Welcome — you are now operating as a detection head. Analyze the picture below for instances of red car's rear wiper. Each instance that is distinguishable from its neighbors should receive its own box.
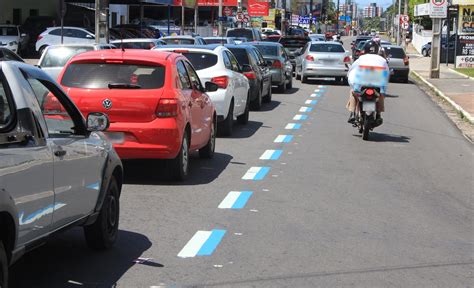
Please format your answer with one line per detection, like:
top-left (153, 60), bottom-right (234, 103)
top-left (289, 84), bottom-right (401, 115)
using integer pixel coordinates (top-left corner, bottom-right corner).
top-left (108, 83), bottom-right (141, 89)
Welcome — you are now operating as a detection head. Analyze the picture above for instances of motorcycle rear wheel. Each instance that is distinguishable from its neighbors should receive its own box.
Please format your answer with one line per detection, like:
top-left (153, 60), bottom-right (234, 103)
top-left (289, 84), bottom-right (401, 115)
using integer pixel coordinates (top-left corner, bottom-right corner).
top-left (362, 117), bottom-right (370, 140)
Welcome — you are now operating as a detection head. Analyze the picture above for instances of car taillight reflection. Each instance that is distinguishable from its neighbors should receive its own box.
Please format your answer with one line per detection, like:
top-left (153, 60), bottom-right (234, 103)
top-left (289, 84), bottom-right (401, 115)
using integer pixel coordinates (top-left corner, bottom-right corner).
top-left (305, 55), bottom-right (314, 61)
top-left (244, 71), bottom-right (256, 80)
top-left (272, 60), bottom-right (283, 68)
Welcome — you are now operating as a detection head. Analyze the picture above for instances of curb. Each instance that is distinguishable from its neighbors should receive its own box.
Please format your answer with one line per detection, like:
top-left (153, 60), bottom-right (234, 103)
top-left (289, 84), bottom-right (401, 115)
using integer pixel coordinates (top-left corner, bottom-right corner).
top-left (447, 67), bottom-right (474, 80)
top-left (411, 71), bottom-right (474, 124)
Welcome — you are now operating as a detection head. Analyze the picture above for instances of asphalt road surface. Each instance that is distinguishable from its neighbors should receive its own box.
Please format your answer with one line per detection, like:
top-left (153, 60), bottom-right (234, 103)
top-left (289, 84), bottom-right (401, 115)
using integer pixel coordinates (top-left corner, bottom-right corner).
top-left (10, 38), bottom-right (473, 288)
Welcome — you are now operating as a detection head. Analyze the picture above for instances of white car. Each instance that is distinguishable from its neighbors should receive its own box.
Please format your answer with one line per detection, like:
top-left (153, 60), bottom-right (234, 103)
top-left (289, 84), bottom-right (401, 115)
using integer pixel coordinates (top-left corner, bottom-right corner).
top-left (160, 36), bottom-right (206, 45)
top-left (154, 45), bottom-right (250, 136)
top-left (110, 38), bottom-right (166, 49)
top-left (295, 41), bottom-right (351, 83)
top-left (36, 27), bottom-right (95, 54)
top-left (0, 25), bottom-right (23, 54)
top-left (38, 44), bottom-right (115, 80)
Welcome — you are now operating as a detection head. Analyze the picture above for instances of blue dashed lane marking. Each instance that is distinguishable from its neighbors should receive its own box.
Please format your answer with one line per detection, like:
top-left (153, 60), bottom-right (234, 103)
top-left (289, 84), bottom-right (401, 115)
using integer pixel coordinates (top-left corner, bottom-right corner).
top-left (285, 123), bottom-right (302, 130)
top-left (293, 114), bottom-right (308, 121)
top-left (178, 230), bottom-right (226, 258)
top-left (219, 191), bottom-right (253, 209)
top-left (299, 107), bottom-right (313, 113)
top-left (242, 167), bottom-right (271, 180)
top-left (305, 100), bottom-right (318, 105)
top-left (260, 149), bottom-right (283, 160)
top-left (274, 135), bottom-right (294, 143)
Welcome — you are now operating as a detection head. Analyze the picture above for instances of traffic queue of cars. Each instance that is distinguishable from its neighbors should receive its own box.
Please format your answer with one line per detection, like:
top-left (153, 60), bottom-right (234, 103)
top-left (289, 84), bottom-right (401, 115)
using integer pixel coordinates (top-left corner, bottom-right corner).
top-left (0, 30), bottom-right (411, 286)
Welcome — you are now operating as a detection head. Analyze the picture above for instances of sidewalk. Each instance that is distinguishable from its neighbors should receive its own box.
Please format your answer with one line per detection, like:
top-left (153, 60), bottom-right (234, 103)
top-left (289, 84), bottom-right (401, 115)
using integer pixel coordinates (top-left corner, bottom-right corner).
top-left (406, 44), bottom-right (474, 123)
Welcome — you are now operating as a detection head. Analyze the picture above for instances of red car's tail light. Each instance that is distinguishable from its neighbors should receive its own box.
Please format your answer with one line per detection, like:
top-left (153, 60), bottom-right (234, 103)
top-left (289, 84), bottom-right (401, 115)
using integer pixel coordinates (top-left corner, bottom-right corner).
top-left (343, 56), bottom-right (351, 63)
top-left (211, 76), bottom-right (229, 89)
top-left (305, 55), bottom-right (314, 61)
top-left (106, 60), bottom-right (124, 64)
top-left (403, 56), bottom-right (409, 66)
top-left (272, 60), bottom-right (282, 68)
top-left (244, 71), bottom-right (256, 80)
top-left (156, 98), bottom-right (178, 118)
top-left (173, 49), bottom-right (189, 53)
top-left (37, 35), bottom-right (43, 41)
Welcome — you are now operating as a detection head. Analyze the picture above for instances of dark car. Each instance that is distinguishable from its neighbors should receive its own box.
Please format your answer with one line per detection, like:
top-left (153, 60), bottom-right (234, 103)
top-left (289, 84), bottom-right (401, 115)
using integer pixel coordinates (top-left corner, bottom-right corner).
top-left (225, 44), bottom-right (272, 110)
top-left (0, 47), bottom-right (24, 62)
top-left (226, 28), bottom-right (263, 42)
top-left (114, 24), bottom-right (160, 38)
top-left (352, 40), bottom-right (367, 60)
top-left (278, 36), bottom-right (311, 71)
top-left (250, 42), bottom-right (293, 93)
top-left (351, 35), bottom-right (372, 52)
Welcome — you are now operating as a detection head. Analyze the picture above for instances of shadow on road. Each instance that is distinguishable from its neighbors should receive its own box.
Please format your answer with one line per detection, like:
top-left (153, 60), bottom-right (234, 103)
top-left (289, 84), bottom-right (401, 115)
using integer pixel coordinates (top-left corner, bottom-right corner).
top-left (259, 101), bottom-right (281, 112)
top-left (225, 120), bottom-right (263, 139)
top-left (353, 132), bottom-right (410, 143)
top-left (9, 229), bottom-right (153, 288)
top-left (123, 152), bottom-right (232, 185)
top-left (273, 87), bottom-right (300, 95)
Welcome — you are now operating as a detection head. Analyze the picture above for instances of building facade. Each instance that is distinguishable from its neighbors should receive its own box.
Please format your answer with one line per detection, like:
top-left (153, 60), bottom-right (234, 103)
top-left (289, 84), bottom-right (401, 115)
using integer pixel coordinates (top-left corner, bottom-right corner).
top-left (363, 3), bottom-right (382, 18)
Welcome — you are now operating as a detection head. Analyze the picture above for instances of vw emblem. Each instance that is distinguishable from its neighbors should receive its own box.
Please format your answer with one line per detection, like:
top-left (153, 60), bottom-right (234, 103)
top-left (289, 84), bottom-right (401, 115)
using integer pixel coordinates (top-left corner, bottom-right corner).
top-left (102, 99), bottom-right (112, 110)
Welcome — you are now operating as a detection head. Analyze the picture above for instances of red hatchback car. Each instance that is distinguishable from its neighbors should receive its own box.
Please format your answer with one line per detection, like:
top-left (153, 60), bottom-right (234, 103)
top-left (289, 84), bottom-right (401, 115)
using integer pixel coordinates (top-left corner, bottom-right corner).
top-left (58, 49), bottom-right (218, 180)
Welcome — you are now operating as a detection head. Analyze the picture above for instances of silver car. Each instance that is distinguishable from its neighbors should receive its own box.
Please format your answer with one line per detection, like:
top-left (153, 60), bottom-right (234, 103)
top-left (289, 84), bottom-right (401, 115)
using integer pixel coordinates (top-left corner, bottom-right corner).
top-left (161, 35), bottom-right (206, 45)
top-left (0, 60), bottom-right (123, 286)
top-left (38, 44), bottom-right (115, 80)
top-left (295, 41), bottom-right (351, 83)
top-left (383, 44), bottom-right (410, 83)
top-left (110, 38), bottom-right (166, 49)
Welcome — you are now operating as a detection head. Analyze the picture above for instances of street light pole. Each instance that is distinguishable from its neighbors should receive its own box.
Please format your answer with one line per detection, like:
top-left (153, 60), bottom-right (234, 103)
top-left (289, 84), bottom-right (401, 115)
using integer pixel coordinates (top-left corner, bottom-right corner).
top-left (181, 3), bottom-right (185, 35)
top-left (336, 0), bottom-right (340, 34)
top-left (397, 0), bottom-right (401, 45)
top-left (218, 0), bottom-right (223, 36)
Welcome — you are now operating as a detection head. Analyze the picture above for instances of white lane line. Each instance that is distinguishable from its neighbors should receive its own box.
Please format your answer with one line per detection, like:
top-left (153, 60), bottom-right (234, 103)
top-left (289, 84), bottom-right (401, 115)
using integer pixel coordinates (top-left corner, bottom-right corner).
top-left (177, 231), bottom-right (212, 258)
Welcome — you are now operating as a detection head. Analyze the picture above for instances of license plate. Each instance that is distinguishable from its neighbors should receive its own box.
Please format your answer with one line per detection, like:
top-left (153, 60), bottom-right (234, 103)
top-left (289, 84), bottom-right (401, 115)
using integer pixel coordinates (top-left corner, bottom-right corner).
top-left (104, 132), bottom-right (125, 144)
top-left (363, 102), bottom-right (376, 112)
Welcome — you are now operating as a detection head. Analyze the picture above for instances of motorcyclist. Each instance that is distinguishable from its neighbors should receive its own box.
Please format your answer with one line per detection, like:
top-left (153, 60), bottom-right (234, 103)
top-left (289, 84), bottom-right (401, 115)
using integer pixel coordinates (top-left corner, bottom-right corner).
top-left (346, 40), bottom-right (389, 126)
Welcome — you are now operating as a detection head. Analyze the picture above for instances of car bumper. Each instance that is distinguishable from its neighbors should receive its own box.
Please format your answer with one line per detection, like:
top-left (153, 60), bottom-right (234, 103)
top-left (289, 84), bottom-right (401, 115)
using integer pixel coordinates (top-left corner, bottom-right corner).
top-left (270, 69), bottom-right (285, 84)
top-left (207, 88), bottom-right (229, 121)
top-left (107, 118), bottom-right (182, 160)
top-left (390, 67), bottom-right (409, 79)
top-left (303, 64), bottom-right (349, 77)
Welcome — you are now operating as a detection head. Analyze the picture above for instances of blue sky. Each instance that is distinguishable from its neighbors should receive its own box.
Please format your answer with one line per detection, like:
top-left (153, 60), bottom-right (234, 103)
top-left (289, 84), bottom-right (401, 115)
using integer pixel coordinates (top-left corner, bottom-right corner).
top-left (352, 0), bottom-right (394, 9)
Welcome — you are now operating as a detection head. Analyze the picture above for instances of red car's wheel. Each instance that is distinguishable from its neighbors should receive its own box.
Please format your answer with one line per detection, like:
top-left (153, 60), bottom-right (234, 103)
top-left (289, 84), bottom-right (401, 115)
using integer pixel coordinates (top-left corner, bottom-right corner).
top-left (169, 130), bottom-right (189, 181)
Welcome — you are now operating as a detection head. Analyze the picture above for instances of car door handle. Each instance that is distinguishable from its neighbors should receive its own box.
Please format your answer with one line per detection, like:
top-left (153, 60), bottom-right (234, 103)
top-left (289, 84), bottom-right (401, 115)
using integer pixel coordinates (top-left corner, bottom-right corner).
top-left (54, 150), bottom-right (67, 157)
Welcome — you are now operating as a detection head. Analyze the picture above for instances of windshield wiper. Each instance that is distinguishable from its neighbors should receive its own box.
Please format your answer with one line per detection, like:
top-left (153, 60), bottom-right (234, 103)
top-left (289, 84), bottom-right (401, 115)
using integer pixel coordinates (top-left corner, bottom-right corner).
top-left (108, 83), bottom-right (141, 89)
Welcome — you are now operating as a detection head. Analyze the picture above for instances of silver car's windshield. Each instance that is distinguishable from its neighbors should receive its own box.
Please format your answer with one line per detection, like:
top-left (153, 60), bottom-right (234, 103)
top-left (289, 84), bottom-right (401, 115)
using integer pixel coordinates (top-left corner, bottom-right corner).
top-left (41, 46), bottom-right (94, 68)
top-left (310, 43), bottom-right (345, 53)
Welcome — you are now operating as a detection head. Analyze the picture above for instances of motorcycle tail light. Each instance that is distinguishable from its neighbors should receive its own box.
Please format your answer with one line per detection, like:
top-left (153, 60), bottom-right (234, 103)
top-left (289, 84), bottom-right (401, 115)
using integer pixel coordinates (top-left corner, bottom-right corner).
top-left (343, 56), bottom-right (351, 63)
top-left (156, 98), bottom-right (178, 118)
top-left (211, 76), bottom-right (229, 89)
top-left (272, 60), bottom-right (283, 68)
top-left (305, 55), bottom-right (314, 61)
top-left (365, 89), bottom-right (374, 100)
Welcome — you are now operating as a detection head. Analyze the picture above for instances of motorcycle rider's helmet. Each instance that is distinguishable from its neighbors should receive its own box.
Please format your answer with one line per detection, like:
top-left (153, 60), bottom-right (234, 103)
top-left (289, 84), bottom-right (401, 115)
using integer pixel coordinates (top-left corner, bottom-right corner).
top-left (364, 40), bottom-right (380, 54)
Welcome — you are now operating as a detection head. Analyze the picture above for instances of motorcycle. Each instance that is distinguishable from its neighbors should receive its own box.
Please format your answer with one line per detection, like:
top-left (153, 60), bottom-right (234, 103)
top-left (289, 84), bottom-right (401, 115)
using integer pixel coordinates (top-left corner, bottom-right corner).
top-left (353, 87), bottom-right (382, 140)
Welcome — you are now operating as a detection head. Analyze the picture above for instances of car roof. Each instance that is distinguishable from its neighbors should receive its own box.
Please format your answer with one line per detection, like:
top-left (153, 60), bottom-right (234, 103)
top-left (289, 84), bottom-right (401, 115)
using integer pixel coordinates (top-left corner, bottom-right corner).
top-left (311, 41), bottom-right (342, 45)
top-left (111, 38), bottom-right (160, 43)
top-left (46, 26), bottom-right (87, 30)
top-left (47, 44), bottom-right (109, 48)
top-left (383, 44), bottom-right (404, 49)
top-left (154, 44), bottom-right (225, 53)
top-left (162, 36), bottom-right (195, 39)
top-left (249, 41), bottom-right (282, 47)
top-left (224, 44), bottom-right (255, 50)
top-left (68, 49), bottom-right (176, 64)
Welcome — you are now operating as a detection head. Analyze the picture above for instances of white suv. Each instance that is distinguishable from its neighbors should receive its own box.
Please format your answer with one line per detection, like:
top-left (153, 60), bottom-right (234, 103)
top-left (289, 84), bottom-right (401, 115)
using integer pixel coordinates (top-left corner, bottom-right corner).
top-left (154, 45), bottom-right (250, 136)
top-left (36, 27), bottom-right (95, 54)
top-left (0, 25), bottom-right (23, 54)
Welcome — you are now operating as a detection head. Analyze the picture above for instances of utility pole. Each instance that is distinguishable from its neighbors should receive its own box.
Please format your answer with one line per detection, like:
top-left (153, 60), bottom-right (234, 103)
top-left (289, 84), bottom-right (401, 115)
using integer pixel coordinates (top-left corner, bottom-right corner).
top-left (336, 0), bottom-right (340, 34)
top-left (282, 0), bottom-right (287, 36)
top-left (194, 2), bottom-right (198, 34)
top-left (95, 0), bottom-right (109, 44)
top-left (218, 0), bottom-right (223, 36)
top-left (397, 0), bottom-right (401, 45)
top-left (430, 18), bottom-right (442, 78)
top-left (181, 2), bottom-right (185, 35)
top-left (402, 0), bottom-right (408, 48)
top-left (309, 0), bottom-right (313, 32)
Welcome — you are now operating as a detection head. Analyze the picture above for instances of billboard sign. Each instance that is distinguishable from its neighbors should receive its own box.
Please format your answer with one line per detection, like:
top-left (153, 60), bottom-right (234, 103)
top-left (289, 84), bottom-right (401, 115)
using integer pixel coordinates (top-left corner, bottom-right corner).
top-left (248, 0), bottom-right (269, 16)
top-left (458, 5), bottom-right (474, 34)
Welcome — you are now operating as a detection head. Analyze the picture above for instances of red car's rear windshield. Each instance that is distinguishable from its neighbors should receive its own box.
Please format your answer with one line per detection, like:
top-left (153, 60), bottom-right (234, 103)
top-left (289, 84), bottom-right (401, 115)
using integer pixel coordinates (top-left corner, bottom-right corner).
top-left (61, 63), bottom-right (165, 89)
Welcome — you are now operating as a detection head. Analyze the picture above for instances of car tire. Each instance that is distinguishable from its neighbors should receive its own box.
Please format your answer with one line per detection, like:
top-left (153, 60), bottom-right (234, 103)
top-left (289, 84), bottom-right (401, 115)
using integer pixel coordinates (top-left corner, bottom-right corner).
top-left (199, 117), bottom-right (216, 159)
top-left (169, 131), bottom-right (189, 181)
top-left (84, 177), bottom-right (120, 250)
top-left (218, 102), bottom-right (233, 136)
top-left (263, 83), bottom-right (272, 103)
top-left (422, 49), bottom-right (427, 57)
top-left (250, 88), bottom-right (262, 111)
top-left (0, 241), bottom-right (8, 288)
top-left (38, 45), bottom-right (47, 55)
top-left (302, 75), bottom-right (308, 83)
top-left (286, 76), bottom-right (293, 90)
top-left (237, 94), bottom-right (250, 125)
